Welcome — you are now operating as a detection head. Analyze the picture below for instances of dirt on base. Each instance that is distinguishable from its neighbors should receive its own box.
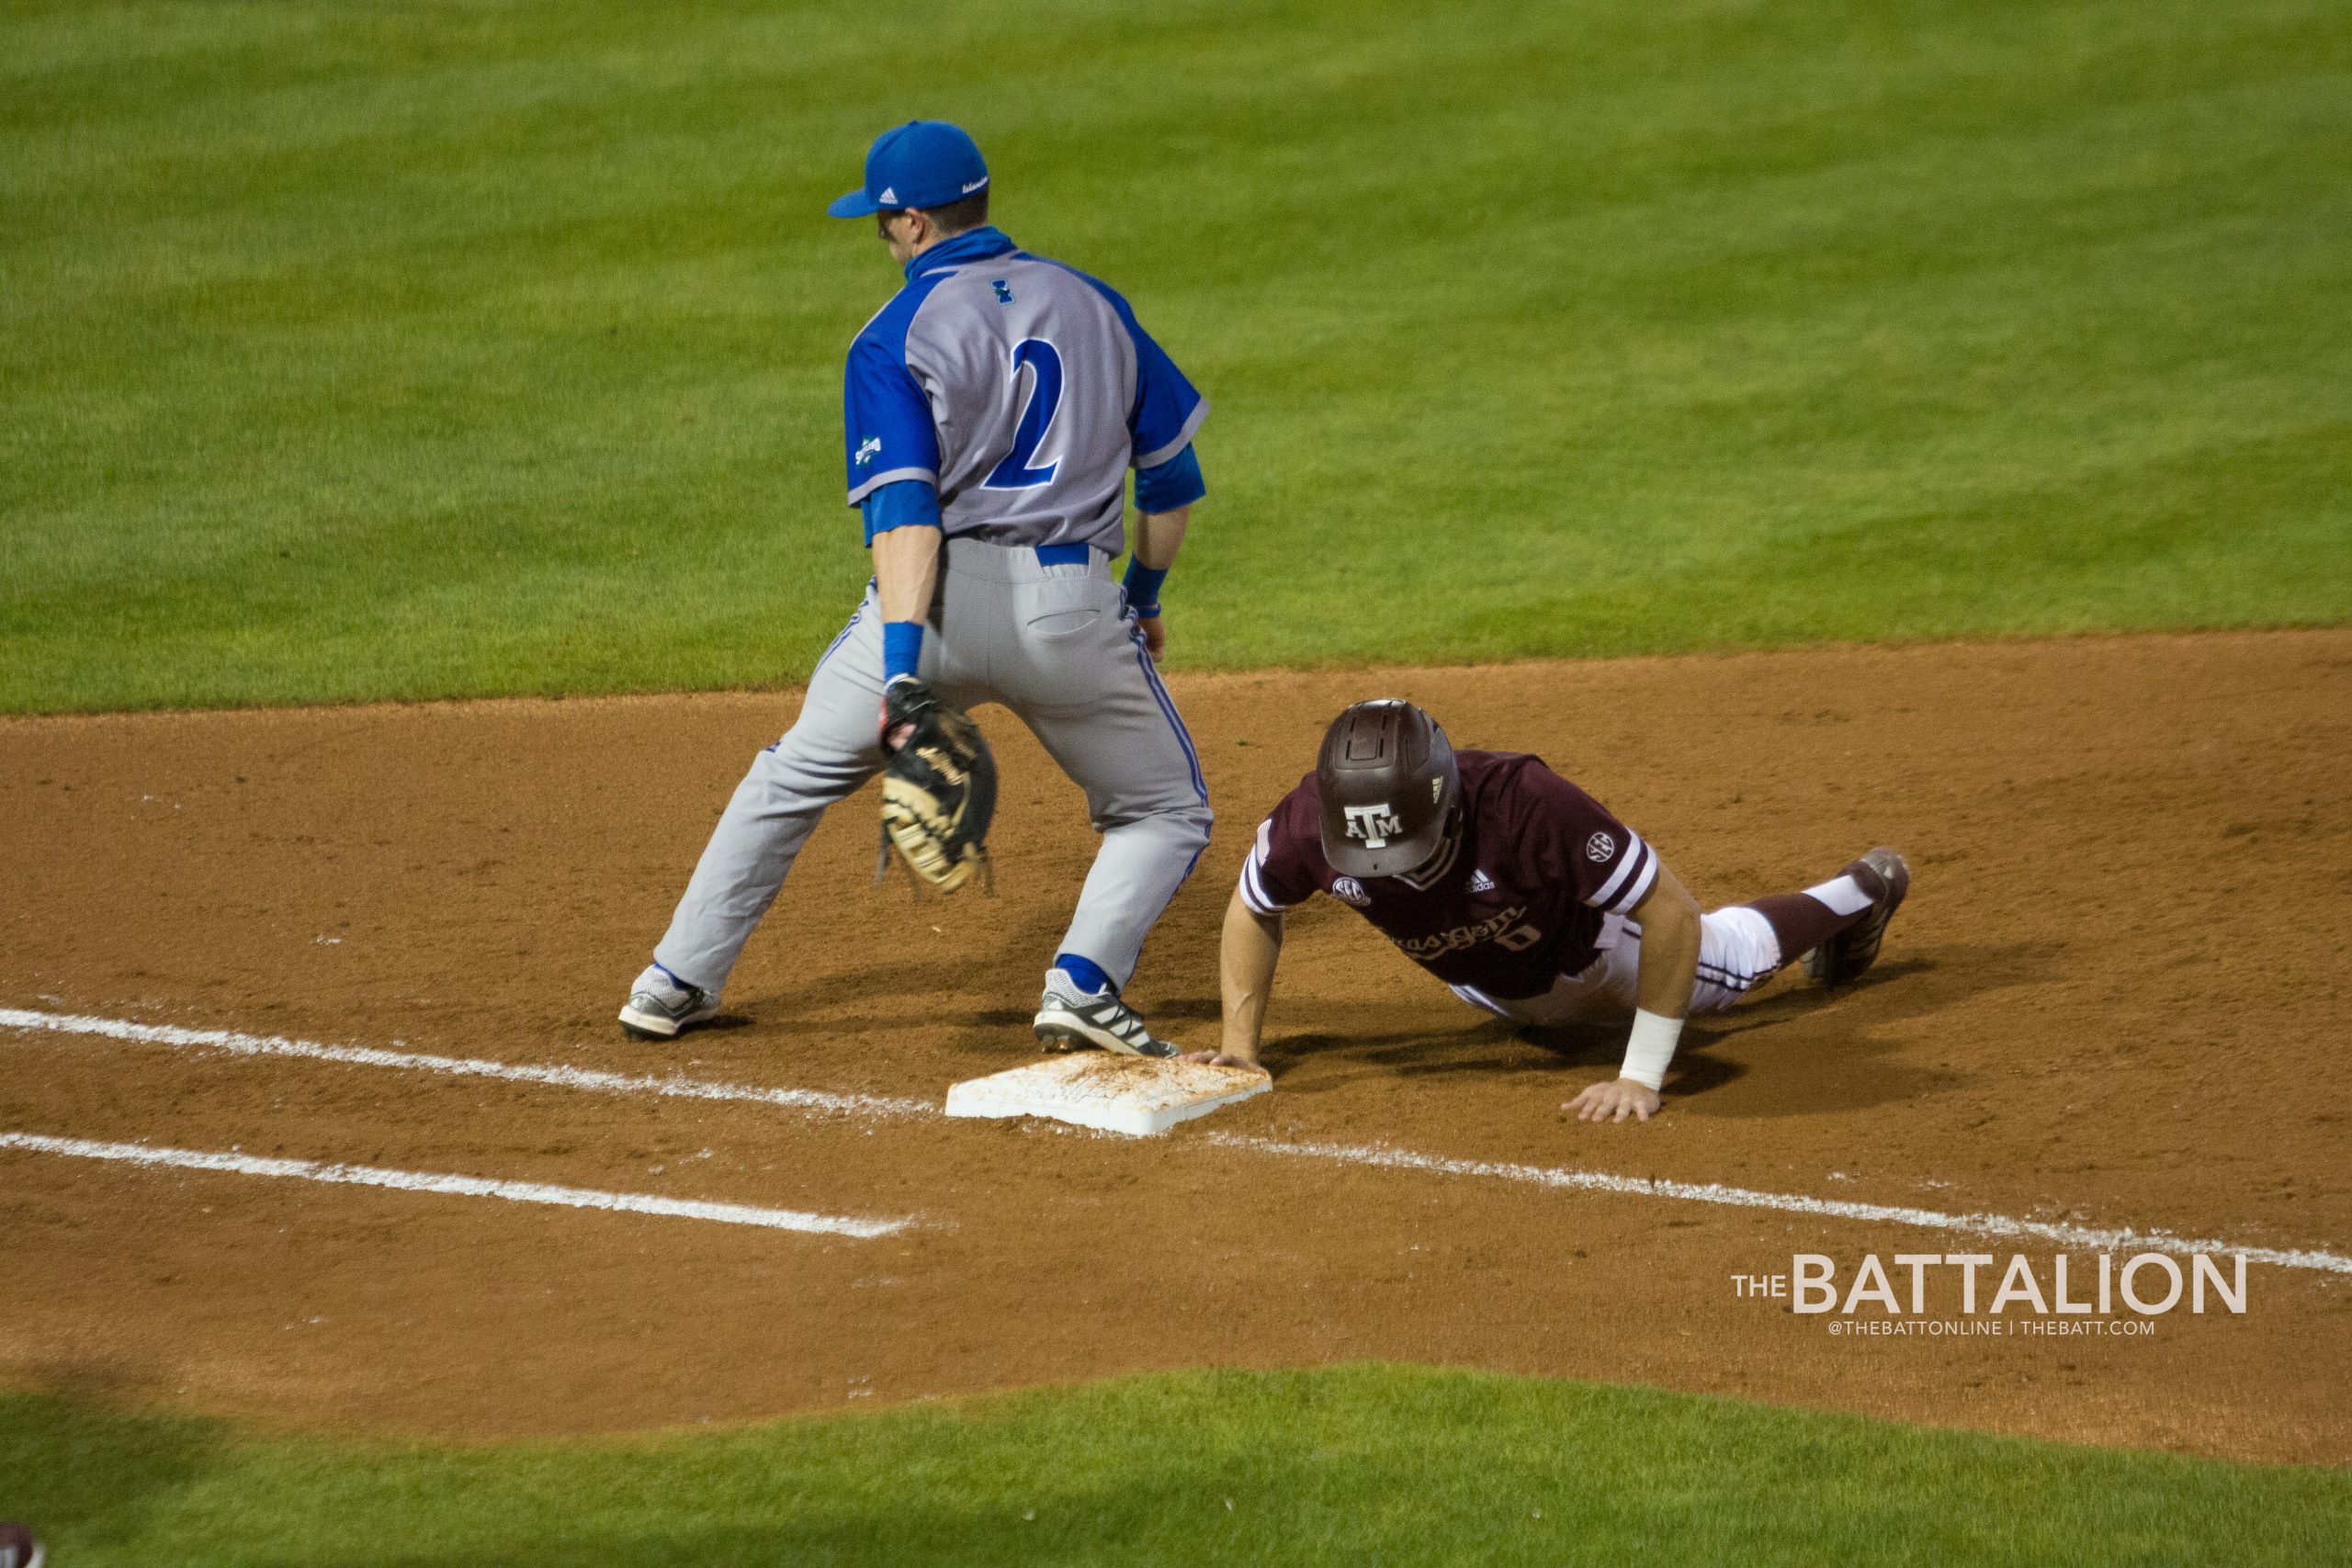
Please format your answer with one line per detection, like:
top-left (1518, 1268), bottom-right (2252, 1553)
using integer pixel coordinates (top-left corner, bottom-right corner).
top-left (2, 631), bottom-right (2347, 1462)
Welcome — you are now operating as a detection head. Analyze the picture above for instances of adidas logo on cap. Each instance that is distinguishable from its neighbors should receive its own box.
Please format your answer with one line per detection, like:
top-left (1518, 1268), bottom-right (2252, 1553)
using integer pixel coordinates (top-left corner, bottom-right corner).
top-left (878, 186), bottom-right (897, 205)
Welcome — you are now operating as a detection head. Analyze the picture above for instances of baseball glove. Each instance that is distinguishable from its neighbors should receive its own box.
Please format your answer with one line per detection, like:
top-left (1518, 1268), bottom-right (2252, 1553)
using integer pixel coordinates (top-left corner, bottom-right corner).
top-left (877, 677), bottom-right (998, 895)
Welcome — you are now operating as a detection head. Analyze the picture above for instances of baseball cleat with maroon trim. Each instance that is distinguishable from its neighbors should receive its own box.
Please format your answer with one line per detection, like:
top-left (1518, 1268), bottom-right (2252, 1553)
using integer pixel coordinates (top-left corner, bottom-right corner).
top-left (1804, 847), bottom-right (1911, 986)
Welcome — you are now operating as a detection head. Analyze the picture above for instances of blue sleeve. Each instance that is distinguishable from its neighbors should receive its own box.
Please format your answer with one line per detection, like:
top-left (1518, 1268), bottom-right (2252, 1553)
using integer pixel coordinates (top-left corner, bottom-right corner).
top-left (1039, 262), bottom-right (1210, 468)
top-left (861, 479), bottom-right (942, 544)
top-left (1123, 311), bottom-right (1207, 468)
top-left (842, 331), bottom-right (941, 506)
top-left (1132, 443), bottom-right (1204, 513)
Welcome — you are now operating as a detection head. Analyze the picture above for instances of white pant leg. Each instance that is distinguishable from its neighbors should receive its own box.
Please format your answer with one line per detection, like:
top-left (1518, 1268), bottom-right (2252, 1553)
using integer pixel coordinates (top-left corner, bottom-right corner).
top-left (1452, 905), bottom-right (1784, 1025)
top-left (980, 554), bottom-right (1212, 990)
top-left (1688, 905), bottom-right (1782, 1011)
top-left (653, 540), bottom-right (1211, 1001)
top-left (651, 588), bottom-right (892, 992)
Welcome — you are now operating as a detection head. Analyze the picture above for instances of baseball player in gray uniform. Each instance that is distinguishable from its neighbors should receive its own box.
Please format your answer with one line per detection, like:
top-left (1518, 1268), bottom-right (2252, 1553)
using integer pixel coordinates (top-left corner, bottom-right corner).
top-left (621, 120), bottom-right (1212, 1056)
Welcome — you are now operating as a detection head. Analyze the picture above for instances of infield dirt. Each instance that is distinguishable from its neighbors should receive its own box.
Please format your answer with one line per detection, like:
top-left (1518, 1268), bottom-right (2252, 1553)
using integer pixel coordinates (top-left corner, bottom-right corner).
top-left (3, 631), bottom-right (2347, 1461)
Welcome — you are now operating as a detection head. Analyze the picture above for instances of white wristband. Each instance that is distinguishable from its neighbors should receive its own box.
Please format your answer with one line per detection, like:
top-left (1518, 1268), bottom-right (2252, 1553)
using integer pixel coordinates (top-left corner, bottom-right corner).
top-left (1620, 1009), bottom-right (1684, 1090)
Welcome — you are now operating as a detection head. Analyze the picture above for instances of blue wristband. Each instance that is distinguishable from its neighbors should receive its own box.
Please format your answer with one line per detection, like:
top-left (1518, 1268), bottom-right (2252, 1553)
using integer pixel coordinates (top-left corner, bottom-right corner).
top-left (882, 620), bottom-right (924, 683)
top-left (1123, 561), bottom-right (1169, 615)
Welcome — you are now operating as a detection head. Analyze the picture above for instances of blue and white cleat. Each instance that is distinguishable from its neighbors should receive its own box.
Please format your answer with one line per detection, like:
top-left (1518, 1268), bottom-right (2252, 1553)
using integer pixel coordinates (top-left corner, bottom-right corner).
top-left (618, 964), bottom-right (719, 1040)
top-left (1033, 968), bottom-right (1177, 1058)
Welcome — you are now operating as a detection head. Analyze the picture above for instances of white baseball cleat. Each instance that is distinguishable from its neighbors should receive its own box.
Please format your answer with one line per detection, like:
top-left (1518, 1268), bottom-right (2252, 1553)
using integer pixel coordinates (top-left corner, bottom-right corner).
top-left (1033, 968), bottom-right (1178, 1058)
top-left (618, 964), bottom-right (719, 1040)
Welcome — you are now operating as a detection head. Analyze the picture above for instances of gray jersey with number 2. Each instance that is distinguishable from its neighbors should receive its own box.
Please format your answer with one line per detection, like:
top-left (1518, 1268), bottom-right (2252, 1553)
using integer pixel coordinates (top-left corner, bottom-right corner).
top-left (842, 230), bottom-right (1208, 554)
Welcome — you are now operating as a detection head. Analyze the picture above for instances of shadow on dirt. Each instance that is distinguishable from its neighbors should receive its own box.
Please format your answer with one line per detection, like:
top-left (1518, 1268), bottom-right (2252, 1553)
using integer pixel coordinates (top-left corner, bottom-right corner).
top-left (1203, 941), bottom-right (2052, 1111)
top-left (1658, 942), bottom-right (2052, 1118)
top-left (731, 915), bottom-right (2041, 1117)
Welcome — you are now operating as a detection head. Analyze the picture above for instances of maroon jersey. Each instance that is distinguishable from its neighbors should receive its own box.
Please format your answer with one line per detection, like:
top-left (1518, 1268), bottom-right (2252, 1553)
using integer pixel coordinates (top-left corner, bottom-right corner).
top-left (1238, 750), bottom-right (1658, 999)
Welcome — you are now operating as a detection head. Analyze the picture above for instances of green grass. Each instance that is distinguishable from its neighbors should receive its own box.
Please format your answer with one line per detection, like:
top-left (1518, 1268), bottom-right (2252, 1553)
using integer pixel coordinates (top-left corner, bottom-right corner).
top-left (3, 0), bottom-right (2347, 711)
top-left (5, 1365), bottom-right (2346, 1566)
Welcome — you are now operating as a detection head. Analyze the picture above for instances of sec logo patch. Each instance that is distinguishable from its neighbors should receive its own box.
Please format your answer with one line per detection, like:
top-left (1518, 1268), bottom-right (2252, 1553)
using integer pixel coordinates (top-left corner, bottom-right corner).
top-left (1585, 831), bottom-right (1616, 863)
top-left (1332, 876), bottom-right (1372, 907)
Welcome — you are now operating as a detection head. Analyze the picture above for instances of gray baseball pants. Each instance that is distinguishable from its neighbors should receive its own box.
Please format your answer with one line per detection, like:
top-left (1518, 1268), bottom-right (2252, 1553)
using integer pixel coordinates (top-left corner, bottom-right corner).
top-left (652, 537), bottom-right (1213, 997)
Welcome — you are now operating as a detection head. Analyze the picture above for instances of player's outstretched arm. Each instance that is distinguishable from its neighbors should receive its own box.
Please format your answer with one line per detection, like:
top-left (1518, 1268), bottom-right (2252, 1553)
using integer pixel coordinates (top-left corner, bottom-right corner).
top-left (1181, 886), bottom-right (1280, 1071)
top-left (1566, 861), bottom-right (1702, 1124)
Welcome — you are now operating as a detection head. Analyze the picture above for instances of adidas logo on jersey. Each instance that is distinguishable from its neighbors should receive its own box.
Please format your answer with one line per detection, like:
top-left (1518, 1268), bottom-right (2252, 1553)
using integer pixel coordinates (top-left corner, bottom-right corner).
top-left (1468, 868), bottom-right (1496, 892)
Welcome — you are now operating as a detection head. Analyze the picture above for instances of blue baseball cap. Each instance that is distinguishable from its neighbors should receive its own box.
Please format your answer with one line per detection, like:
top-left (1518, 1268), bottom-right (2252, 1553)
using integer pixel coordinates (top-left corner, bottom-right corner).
top-left (826, 120), bottom-right (989, 218)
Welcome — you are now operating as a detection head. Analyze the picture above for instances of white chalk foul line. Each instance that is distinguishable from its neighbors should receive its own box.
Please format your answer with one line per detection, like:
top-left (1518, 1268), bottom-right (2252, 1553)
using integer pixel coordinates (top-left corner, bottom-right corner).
top-left (12, 1007), bottom-right (2346, 1273)
top-left (0, 1132), bottom-right (910, 1239)
top-left (0, 1007), bottom-right (932, 1120)
top-left (1205, 1134), bottom-right (2352, 1276)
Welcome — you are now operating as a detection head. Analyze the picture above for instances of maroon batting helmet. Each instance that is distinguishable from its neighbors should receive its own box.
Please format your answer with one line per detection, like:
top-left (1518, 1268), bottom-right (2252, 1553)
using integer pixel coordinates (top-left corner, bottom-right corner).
top-left (1316, 700), bottom-right (1460, 876)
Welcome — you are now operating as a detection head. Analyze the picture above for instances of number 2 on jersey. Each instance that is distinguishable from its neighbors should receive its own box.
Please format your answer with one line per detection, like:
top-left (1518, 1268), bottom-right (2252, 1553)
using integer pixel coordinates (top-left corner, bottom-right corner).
top-left (983, 338), bottom-right (1063, 490)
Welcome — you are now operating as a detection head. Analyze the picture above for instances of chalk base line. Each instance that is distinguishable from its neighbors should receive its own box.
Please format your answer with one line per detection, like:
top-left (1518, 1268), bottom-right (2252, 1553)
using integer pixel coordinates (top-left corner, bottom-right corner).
top-left (0, 1131), bottom-right (910, 1238)
top-left (6, 1007), bottom-right (2346, 1272)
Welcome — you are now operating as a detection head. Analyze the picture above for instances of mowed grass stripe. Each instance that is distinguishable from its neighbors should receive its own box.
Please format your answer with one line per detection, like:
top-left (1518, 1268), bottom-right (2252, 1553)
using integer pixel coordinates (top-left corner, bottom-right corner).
top-left (3, 0), bottom-right (2347, 711)
top-left (3, 1367), bottom-right (2347, 1566)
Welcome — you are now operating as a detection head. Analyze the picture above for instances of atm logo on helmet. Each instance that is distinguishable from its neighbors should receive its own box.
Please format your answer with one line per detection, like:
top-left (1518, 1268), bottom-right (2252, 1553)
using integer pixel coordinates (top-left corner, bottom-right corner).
top-left (1342, 804), bottom-right (1404, 848)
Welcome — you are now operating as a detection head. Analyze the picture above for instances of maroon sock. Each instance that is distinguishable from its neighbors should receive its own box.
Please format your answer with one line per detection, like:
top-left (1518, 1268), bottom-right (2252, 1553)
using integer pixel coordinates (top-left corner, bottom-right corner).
top-left (1746, 857), bottom-right (1887, 970)
top-left (1747, 896), bottom-right (1851, 969)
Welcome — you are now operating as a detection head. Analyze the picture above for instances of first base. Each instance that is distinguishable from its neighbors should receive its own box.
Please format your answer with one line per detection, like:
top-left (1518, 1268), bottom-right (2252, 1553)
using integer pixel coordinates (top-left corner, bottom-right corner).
top-left (944, 1054), bottom-right (1269, 1136)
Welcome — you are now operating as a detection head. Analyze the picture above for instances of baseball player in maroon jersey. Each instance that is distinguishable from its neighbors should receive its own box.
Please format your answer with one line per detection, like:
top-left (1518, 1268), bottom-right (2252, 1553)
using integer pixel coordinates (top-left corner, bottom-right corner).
top-left (1183, 700), bottom-right (1911, 1123)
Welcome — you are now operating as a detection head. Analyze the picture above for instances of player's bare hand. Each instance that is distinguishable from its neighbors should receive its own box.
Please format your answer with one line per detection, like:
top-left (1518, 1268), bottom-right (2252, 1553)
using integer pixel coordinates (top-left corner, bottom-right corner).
top-left (1137, 612), bottom-right (1166, 662)
top-left (1564, 1077), bottom-right (1661, 1123)
top-left (1179, 1048), bottom-right (1263, 1073)
top-left (876, 682), bottom-right (922, 753)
